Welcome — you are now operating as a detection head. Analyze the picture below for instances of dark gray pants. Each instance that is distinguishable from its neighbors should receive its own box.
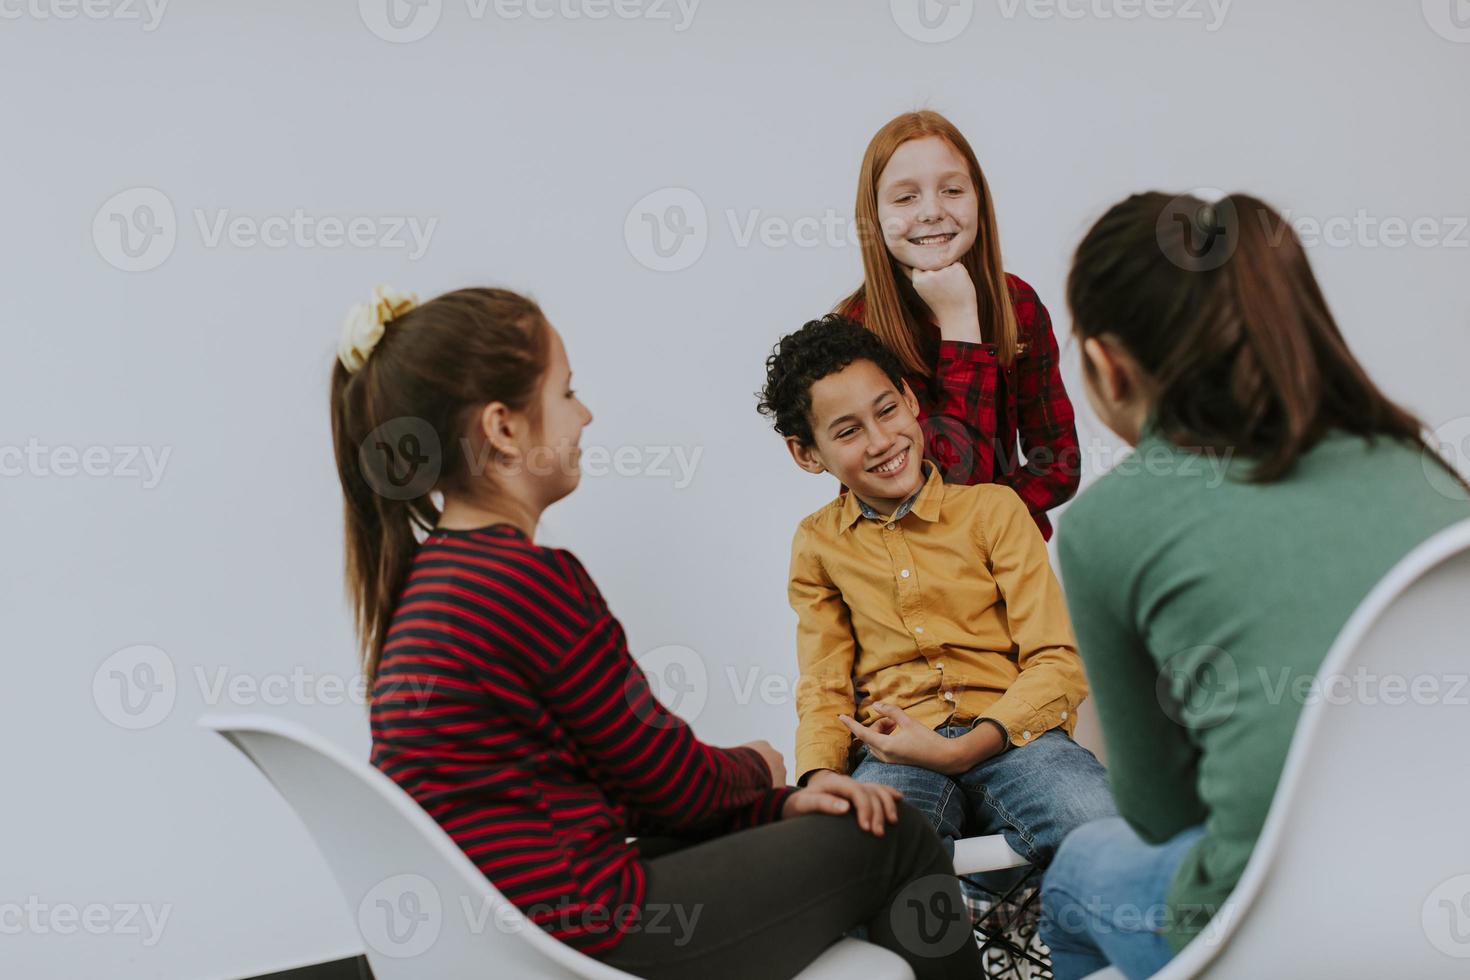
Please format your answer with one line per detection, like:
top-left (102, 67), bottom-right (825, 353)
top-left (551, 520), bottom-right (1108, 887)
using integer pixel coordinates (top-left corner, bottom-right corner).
top-left (599, 802), bottom-right (982, 980)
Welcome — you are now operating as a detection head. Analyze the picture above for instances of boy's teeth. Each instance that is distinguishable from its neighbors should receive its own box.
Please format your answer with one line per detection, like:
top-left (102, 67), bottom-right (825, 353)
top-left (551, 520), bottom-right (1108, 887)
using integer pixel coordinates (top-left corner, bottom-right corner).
top-left (873, 451), bottom-right (906, 473)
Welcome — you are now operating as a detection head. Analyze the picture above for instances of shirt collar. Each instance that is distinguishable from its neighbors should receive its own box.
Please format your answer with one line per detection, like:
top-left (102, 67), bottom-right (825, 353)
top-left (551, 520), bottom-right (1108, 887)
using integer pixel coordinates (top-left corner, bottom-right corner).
top-left (841, 461), bottom-right (944, 532)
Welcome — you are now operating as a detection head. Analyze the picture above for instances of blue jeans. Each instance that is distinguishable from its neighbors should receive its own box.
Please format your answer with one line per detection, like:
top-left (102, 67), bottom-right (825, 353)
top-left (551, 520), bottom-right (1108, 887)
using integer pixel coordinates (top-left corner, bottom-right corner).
top-left (850, 727), bottom-right (1116, 890)
top-left (1039, 816), bottom-right (1206, 980)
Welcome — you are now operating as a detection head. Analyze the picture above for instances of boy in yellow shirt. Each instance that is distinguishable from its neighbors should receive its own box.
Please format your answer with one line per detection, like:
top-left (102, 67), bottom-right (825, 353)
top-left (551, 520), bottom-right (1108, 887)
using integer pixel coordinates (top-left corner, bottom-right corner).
top-left (756, 315), bottom-right (1115, 922)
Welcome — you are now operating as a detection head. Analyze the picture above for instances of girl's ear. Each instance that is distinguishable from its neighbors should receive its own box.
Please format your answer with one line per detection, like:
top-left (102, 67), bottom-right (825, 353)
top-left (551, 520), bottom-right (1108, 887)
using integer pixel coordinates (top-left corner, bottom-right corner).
top-left (1082, 336), bottom-right (1132, 406)
top-left (476, 401), bottom-right (523, 460)
top-left (785, 436), bottom-right (827, 475)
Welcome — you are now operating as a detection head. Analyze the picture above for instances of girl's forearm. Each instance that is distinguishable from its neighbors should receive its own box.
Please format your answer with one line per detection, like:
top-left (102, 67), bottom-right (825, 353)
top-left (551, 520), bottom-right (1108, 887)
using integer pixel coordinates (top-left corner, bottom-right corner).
top-left (936, 309), bottom-right (983, 344)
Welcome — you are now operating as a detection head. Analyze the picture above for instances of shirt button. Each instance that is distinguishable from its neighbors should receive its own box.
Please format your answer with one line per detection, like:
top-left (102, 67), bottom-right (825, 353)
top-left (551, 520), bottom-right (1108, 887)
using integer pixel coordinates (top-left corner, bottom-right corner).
top-left (885, 522), bottom-right (896, 531)
top-left (1022, 730), bottom-right (1032, 741)
top-left (944, 691), bottom-right (955, 701)
top-left (1060, 711), bottom-right (1068, 720)
top-left (915, 627), bottom-right (924, 635)
top-left (934, 660), bottom-right (942, 670)
top-left (900, 569), bottom-right (910, 578)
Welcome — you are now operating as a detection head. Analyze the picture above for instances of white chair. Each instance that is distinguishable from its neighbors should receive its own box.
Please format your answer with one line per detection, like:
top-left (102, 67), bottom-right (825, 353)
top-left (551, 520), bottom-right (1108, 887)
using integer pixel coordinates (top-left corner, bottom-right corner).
top-left (200, 712), bottom-right (918, 980)
top-left (1082, 517), bottom-right (1470, 979)
top-left (953, 825), bottom-right (1042, 975)
top-left (953, 834), bottom-right (1030, 877)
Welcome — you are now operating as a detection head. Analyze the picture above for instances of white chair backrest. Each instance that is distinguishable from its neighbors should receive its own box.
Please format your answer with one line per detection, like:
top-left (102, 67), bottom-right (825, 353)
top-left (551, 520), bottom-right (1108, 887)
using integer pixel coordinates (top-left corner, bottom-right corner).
top-left (200, 714), bottom-right (638, 980)
top-left (1156, 518), bottom-right (1470, 979)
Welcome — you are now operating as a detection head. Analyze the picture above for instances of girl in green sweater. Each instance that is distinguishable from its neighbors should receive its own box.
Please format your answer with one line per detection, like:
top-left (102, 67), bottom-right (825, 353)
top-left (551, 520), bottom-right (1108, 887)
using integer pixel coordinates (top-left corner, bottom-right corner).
top-left (1038, 191), bottom-right (1469, 979)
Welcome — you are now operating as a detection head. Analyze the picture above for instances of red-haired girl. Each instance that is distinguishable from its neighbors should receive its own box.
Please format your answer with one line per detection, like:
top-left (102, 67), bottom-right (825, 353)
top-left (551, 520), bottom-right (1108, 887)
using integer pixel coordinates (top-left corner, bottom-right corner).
top-left (838, 110), bottom-right (1080, 538)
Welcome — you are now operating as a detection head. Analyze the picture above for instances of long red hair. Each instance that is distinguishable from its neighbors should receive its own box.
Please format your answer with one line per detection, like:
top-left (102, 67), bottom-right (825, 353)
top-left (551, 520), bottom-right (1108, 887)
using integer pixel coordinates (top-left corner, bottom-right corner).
top-left (838, 110), bottom-right (1019, 372)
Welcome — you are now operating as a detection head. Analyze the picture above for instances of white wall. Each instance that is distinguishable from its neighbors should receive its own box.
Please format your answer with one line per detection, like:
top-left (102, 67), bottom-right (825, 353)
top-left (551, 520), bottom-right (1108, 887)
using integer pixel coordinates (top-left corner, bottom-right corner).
top-left (3, 1), bottom-right (1467, 976)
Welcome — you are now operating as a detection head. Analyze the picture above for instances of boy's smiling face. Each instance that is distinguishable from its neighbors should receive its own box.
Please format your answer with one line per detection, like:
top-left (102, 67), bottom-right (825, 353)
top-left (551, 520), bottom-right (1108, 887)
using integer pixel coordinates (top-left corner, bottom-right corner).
top-left (786, 358), bottom-right (927, 515)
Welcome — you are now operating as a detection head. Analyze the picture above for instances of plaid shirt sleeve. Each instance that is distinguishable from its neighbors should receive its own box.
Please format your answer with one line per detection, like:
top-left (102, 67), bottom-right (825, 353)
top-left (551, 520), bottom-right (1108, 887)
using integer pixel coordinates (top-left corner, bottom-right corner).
top-left (921, 341), bottom-right (1001, 485)
top-left (1002, 277), bottom-right (1081, 522)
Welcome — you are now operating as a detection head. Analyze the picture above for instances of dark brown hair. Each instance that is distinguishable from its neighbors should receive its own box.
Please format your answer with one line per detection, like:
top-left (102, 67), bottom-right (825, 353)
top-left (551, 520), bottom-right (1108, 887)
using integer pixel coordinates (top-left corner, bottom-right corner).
top-left (836, 110), bottom-right (1020, 372)
top-left (1067, 191), bottom-right (1459, 483)
top-left (756, 314), bottom-right (908, 447)
top-left (329, 287), bottom-right (550, 686)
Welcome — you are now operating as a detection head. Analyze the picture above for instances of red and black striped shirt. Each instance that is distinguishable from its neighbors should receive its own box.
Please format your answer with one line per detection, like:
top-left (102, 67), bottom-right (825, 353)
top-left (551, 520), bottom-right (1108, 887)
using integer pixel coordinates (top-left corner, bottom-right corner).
top-left (370, 523), bottom-right (793, 955)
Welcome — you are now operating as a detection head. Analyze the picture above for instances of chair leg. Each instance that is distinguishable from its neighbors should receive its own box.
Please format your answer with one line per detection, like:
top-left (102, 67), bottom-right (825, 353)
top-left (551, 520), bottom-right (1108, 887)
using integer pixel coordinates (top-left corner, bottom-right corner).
top-left (967, 865), bottom-right (1053, 979)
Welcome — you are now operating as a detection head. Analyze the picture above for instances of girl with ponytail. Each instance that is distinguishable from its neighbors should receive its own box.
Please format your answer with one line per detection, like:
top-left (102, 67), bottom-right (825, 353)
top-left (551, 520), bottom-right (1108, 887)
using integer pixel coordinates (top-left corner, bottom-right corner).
top-left (328, 285), bottom-right (983, 978)
top-left (1037, 193), bottom-right (1469, 979)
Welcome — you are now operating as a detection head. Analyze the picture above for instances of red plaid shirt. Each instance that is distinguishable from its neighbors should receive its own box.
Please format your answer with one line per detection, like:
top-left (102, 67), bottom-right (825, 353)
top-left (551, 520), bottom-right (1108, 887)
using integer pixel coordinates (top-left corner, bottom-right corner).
top-left (846, 273), bottom-right (1080, 539)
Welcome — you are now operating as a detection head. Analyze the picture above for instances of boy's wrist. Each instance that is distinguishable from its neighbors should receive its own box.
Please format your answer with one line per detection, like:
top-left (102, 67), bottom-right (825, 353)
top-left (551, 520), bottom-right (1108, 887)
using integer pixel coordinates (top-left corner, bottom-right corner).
top-left (800, 767), bottom-right (838, 789)
top-left (940, 722), bottom-right (1006, 775)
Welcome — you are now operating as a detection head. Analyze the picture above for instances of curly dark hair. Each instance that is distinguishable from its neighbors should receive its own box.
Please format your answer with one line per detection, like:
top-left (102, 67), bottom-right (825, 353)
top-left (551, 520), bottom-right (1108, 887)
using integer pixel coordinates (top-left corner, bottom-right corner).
top-left (756, 314), bottom-right (908, 447)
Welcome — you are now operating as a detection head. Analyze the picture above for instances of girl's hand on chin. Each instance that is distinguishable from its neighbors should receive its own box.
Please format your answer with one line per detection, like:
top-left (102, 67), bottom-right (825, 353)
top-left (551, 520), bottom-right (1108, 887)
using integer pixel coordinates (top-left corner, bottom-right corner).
top-left (905, 263), bottom-right (982, 343)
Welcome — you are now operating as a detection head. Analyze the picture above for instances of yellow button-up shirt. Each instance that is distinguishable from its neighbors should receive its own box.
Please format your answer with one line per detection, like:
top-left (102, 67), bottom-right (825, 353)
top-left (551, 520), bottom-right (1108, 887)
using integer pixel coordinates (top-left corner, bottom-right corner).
top-left (789, 463), bottom-right (1087, 784)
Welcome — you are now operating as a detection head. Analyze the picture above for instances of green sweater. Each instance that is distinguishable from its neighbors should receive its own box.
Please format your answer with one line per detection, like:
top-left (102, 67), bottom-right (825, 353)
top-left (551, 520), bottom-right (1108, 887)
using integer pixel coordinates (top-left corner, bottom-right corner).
top-left (1057, 426), bottom-right (1468, 952)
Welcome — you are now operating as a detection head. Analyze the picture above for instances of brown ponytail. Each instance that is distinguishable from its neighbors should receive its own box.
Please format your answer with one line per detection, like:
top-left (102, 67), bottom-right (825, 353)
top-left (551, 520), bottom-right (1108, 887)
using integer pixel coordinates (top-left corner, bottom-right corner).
top-left (329, 288), bottom-right (550, 687)
top-left (1067, 191), bottom-right (1461, 484)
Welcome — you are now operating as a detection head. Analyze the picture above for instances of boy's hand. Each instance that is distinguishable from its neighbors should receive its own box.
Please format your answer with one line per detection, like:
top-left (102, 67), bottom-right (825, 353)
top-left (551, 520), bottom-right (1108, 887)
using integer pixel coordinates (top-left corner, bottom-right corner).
top-left (839, 703), bottom-right (987, 775)
top-left (905, 263), bottom-right (982, 344)
top-left (784, 771), bottom-right (904, 836)
top-left (740, 740), bottom-right (786, 786)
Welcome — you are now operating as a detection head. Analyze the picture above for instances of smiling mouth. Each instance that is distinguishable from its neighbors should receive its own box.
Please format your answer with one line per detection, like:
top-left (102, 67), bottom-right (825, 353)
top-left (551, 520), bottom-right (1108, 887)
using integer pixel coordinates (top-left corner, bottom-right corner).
top-left (908, 233), bottom-right (956, 246)
top-left (867, 448), bottom-right (909, 475)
